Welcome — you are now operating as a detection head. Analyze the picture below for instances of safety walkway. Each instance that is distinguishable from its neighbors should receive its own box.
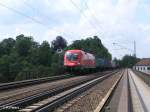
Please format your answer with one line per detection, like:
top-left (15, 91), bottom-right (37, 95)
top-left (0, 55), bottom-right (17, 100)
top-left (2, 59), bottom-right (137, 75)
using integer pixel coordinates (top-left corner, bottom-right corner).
top-left (102, 69), bottom-right (130, 112)
top-left (117, 69), bottom-right (129, 112)
top-left (129, 69), bottom-right (150, 112)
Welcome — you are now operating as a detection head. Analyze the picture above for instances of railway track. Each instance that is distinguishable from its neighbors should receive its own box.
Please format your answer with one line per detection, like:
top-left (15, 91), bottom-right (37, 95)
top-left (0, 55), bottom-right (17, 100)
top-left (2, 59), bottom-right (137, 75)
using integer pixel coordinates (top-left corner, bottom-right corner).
top-left (55, 70), bottom-right (124, 112)
top-left (95, 69), bottom-right (125, 112)
top-left (92, 69), bottom-right (133, 112)
top-left (0, 70), bottom-right (119, 112)
top-left (0, 75), bottom-right (96, 105)
top-left (19, 70), bottom-right (119, 112)
top-left (0, 74), bottom-right (71, 91)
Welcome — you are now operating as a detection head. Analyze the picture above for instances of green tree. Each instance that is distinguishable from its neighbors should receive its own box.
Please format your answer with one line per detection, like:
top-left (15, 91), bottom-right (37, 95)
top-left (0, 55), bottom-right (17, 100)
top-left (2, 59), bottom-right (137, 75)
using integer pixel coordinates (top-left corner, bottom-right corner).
top-left (15, 34), bottom-right (33, 56)
top-left (50, 53), bottom-right (65, 74)
top-left (66, 36), bottom-right (112, 60)
top-left (0, 55), bottom-right (11, 82)
top-left (27, 41), bottom-right (40, 65)
top-left (38, 41), bottom-right (52, 66)
top-left (51, 36), bottom-right (67, 52)
top-left (0, 38), bottom-right (15, 56)
top-left (120, 55), bottom-right (140, 68)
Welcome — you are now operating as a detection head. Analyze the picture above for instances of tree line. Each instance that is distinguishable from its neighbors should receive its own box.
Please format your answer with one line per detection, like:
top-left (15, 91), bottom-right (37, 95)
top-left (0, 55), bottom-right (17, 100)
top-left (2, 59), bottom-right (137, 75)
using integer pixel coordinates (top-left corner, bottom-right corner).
top-left (66, 36), bottom-right (112, 60)
top-left (0, 34), bottom-right (111, 83)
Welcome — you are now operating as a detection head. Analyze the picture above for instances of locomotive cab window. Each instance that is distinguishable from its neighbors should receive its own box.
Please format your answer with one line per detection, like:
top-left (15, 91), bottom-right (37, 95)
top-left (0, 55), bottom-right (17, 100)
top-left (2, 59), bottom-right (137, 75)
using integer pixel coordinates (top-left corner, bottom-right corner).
top-left (66, 52), bottom-right (78, 61)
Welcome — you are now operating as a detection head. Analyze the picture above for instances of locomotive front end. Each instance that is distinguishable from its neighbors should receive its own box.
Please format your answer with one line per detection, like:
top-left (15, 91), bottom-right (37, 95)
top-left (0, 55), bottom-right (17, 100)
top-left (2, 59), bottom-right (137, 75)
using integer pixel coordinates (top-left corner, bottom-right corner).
top-left (64, 50), bottom-right (81, 67)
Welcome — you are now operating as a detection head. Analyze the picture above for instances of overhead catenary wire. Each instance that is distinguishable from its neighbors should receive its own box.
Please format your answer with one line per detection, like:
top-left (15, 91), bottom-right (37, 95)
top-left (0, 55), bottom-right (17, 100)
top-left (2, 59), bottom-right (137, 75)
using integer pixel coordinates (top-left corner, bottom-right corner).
top-left (69, 0), bottom-right (103, 37)
top-left (22, 0), bottom-right (70, 37)
top-left (0, 2), bottom-right (52, 29)
top-left (112, 40), bottom-right (136, 57)
top-left (112, 42), bottom-right (134, 58)
top-left (113, 43), bottom-right (133, 52)
top-left (83, 0), bottom-right (104, 35)
top-left (0, 2), bottom-right (71, 38)
top-left (21, 0), bottom-right (104, 39)
top-left (23, 0), bottom-right (54, 22)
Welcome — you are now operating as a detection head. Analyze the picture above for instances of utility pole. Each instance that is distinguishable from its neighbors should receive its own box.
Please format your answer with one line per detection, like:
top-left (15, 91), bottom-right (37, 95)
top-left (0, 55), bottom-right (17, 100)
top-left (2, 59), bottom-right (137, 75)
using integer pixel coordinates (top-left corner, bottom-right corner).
top-left (113, 41), bottom-right (137, 58)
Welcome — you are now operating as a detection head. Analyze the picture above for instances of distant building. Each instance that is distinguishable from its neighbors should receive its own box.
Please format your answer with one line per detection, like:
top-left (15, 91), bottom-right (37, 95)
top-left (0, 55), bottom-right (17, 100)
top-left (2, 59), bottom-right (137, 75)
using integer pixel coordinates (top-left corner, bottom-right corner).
top-left (133, 58), bottom-right (150, 74)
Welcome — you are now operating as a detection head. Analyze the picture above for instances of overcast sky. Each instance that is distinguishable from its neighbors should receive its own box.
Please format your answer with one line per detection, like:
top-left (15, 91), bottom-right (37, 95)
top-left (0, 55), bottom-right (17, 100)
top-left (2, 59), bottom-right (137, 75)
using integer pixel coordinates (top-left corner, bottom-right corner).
top-left (0, 0), bottom-right (149, 59)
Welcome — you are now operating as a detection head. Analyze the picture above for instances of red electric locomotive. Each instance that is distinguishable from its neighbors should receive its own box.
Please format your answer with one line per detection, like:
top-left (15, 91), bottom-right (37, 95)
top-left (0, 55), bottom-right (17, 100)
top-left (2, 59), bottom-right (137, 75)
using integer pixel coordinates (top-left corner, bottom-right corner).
top-left (64, 50), bottom-right (96, 69)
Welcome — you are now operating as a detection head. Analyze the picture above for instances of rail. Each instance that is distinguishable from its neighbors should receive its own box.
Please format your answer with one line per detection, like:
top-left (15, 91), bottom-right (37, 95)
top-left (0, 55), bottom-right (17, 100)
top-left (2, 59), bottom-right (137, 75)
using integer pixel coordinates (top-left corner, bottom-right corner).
top-left (24, 71), bottom-right (120, 112)
top-left (0, 70), bottom-right (119, 112)
top-left (0, 74), bottom-right (71, 90)
top-left (94, 70), bottom-right (124, 112)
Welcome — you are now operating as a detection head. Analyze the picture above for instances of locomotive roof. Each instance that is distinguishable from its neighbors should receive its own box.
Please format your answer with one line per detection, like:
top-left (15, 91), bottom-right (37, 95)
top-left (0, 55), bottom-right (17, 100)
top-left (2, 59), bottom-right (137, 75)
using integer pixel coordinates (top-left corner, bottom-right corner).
top-left (66, 49), bottom-right (82, 52)
top-left (65, 50), bottom-right (94, 56)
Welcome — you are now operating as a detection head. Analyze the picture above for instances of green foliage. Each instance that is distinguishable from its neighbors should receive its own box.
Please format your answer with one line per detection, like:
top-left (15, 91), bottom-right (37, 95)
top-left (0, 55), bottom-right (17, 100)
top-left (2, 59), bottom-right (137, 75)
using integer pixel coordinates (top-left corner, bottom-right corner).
top-left (0, 55), bottom-right (10, 82)
top-left (0, 54), bottom-right (19, 82)
top-left (66, 36), bottom-right (112, 60)
top-left (15, 65), bottom-right (51, 81)
top-left (118, 55), bottom-right (140, 68)
top-left (51, 36), bottom-right (67, 52)
top-left (50, 53), bottom-right (65, 74)
top-left (0, 34), bottom-right (111, 83)
top-left (15, 34), bottom-right (33, 56)
top-left (0, 38), bottom-right (15, 55)
top-left (38, 41), bottom-right (52, 66)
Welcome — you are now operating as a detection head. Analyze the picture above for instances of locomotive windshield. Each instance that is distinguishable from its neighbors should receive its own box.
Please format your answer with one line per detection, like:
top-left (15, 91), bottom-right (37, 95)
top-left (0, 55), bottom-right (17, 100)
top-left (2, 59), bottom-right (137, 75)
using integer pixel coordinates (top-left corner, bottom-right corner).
top-left (66, 52), bottom-right (78, 61)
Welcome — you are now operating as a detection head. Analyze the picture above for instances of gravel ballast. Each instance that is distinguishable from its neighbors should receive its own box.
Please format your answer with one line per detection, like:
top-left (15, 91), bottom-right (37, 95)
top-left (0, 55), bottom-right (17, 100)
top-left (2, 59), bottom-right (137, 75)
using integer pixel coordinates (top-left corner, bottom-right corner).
top-left (54, 72), bottom-right (122, 112)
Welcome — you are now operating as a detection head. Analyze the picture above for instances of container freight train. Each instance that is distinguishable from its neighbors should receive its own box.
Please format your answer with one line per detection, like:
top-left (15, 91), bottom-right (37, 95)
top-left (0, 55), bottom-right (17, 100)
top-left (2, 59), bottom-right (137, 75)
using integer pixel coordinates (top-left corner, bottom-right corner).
top-left (64, 50), bottom-right (115, 73)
